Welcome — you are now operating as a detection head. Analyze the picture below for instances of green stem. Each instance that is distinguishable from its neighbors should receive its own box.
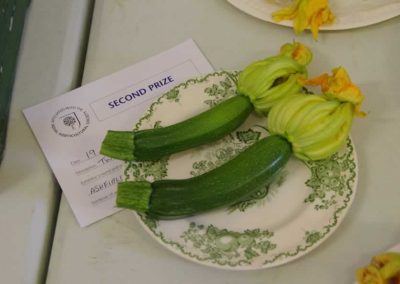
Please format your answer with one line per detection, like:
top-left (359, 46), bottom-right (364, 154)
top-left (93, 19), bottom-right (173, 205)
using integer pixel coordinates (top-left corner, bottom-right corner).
top-left (116, 181), bottom-right (153, 212)
top-left (100, 130), bottom-right (135, 161)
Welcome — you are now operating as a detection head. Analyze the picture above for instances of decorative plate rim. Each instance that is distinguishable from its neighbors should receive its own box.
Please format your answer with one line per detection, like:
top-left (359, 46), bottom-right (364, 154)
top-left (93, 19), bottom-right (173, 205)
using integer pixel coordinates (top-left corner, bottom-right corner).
top-left (126, 71), bottom-right (359, 270)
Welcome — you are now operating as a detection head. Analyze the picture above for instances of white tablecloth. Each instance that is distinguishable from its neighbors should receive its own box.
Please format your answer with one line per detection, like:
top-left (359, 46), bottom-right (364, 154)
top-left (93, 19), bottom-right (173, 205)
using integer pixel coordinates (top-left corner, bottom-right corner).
top-left (43, 1), bottom-right (400, 283)
top-left (0, 0), bottom-right (92, 282)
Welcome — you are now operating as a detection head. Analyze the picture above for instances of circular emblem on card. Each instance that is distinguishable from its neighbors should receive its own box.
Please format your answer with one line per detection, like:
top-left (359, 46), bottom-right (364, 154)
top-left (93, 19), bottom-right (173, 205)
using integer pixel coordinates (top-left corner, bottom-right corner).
top-left (51, 106), bottom-right (90, 137)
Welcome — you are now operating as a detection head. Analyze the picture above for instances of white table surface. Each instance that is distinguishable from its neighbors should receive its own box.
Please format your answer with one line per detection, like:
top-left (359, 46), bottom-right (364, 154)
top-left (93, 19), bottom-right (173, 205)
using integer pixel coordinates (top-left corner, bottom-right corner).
top-left (0, 0), bottom-right (92, 283)
top-left (45, 1), bottom-right (400, 283)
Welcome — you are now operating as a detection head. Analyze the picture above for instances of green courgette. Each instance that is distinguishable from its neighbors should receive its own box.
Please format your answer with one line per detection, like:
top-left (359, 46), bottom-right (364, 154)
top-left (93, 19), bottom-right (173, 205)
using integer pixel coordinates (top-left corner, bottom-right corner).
top-left (116, 135), bottom-right (292, 219)
top-left (101, 94), bottom-right (253, 161)
top-left (100, 42), bottom-right (313, 162)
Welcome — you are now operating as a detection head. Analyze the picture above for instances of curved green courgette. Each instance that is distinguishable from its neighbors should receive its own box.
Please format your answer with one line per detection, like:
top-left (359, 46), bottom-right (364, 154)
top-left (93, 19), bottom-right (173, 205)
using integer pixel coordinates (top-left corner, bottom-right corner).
top-left (100, 94), bottom-right (253, 161)
top-left (116, 135), bottom-right (292, 219)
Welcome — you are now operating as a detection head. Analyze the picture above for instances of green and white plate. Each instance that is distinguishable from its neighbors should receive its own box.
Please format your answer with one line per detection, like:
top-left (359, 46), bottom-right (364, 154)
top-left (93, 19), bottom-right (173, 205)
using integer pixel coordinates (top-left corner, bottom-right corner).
top-left (227, 0), bottom-right (400, 31)
top-left (124, 71), bottom-right (358, 270)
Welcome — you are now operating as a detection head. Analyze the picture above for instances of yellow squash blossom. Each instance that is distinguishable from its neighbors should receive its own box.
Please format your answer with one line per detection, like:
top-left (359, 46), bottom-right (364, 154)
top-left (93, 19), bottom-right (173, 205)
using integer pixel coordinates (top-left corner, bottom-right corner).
top-left (272, 0), bottom-right (335, 40)
top-left (356, 252), bottom-right (400, 284)
top-left (301, 66), bottom-right (366, 117)
top-left (268, 66), bottom-right (365, 161)
top-left (267, 93), bottom-right (354, 160)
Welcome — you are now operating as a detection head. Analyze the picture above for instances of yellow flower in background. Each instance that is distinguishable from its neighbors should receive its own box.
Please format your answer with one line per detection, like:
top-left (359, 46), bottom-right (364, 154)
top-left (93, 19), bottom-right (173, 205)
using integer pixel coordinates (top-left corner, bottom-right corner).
top-left (356, 252), bottom-right (400, 284)
top-left (356, 265), bottom-right (386, 284)
top-left (272, 0), bottom-right (335, 40)
top-left (301, 67), bottom-right (366, 117)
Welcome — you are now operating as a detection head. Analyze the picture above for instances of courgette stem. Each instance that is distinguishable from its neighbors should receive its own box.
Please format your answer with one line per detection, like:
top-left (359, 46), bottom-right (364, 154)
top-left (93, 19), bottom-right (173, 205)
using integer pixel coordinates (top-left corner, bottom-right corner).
top-left (116, 181), bottom-right (152, 212)
top-left (101, 131), bottom-right (135, 161)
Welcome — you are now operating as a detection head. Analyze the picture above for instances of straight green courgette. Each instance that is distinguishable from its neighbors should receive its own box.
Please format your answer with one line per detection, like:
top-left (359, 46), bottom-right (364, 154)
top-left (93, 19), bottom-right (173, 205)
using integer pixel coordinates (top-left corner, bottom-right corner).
top-left (101, 94), bottom-right (253, 161)
top-left (116, 135), bottom-right (292, 219)
top-left (100, 42), bottom-right (313, 162)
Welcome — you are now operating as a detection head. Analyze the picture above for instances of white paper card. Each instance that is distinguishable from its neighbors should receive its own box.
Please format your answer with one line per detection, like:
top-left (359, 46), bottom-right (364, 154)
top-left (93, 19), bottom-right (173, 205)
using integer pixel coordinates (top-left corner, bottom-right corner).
top-left (23, 39), bottom-right (214, 227)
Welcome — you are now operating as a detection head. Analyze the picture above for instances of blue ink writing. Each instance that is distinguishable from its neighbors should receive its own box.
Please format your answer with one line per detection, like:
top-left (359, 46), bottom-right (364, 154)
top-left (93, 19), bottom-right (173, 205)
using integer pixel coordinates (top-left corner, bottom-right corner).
top-left (107, 76), bottom-right (175, 109)
top-left (108, 88), bottom-right (147, 109)
top-left (148, 75), bottom-right (174, 91)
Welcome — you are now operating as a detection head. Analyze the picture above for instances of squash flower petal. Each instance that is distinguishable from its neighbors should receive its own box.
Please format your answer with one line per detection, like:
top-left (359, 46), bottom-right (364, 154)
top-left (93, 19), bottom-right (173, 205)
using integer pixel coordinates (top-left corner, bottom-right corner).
top-left (237, 42), bottom-right (312, 114)
top-left (272, 0), bottom-right (335, 40)
top-left (301, 67), bottom-right (366, 117)
top-left (279, 41), bottom-right (313, 65)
